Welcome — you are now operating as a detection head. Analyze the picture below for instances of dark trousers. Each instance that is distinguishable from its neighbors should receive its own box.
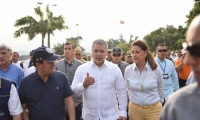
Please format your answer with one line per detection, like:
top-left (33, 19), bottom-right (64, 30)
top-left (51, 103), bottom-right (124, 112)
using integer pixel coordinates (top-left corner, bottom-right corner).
top-left (179, 77), bottom-right (186, 88)
top-left (65, 103), bottom-right (82, 120)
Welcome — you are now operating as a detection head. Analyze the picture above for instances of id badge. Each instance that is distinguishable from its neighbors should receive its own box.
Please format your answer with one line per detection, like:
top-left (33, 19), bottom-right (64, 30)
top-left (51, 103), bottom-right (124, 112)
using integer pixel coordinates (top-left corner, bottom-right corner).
top-left (163, 74), bottom-right (169, 79)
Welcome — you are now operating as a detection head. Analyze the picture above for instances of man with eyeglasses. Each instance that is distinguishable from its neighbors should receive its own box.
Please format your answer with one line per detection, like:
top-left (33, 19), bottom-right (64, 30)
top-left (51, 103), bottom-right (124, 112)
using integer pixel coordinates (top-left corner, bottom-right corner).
top-left (55, 42), bottom-right (82, 120)
top-left (111, 47), bottom-right (129, 76)
top-left (19, 46), bottom-right (75, 120)
top-left (155, 44), bottom-right (179, 105)
top-left (160, 15), bottom-right (200, 120)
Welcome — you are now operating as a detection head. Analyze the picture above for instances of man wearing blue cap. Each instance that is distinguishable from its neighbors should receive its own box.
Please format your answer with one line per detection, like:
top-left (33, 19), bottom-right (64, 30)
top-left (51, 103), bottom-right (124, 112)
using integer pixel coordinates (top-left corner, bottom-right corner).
top-left (19, 46), bottom-right (75, 120)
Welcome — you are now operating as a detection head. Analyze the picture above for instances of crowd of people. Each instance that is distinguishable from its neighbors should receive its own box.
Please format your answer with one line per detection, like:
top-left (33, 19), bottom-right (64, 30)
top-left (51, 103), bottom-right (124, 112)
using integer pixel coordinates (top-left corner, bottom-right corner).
top-left (0, 15), bottom-right (200, 120)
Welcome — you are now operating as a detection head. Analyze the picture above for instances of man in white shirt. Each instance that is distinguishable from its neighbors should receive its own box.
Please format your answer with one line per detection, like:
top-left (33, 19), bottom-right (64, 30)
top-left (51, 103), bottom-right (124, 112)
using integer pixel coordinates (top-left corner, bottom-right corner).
top-left (0, 77), bottom-right (23, 120)
top-left (24, 49), bottom-right (34, 68)
top-left (11, 52), bottom-right (28, 76)
top-left (71, 39), bottom-right (128, 120)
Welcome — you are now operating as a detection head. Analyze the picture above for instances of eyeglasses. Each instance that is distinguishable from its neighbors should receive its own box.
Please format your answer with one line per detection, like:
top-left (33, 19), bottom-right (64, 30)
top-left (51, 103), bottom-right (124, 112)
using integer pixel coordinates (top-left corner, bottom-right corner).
top-left (75, 54), bottom-right (81, 56)
top-left (113, 53), bottom-right (121, 57)
top-left (186, 42), bottom-right (200, 57)
top-left (157, 49), bottom-right (167, 53)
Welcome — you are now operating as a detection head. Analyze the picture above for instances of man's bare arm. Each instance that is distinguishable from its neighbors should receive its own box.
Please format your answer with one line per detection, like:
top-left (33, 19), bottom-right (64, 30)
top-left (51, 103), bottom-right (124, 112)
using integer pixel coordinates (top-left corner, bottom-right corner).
top-left (65, 96), bottom-right (75, 120)
top-left (21, 103), bottom-right (29, 120)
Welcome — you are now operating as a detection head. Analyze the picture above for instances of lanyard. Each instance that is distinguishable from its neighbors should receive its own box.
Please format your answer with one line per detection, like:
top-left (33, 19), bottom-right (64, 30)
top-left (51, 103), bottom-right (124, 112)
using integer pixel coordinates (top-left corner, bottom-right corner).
top-left (157, 58), bottom-right (166, 73)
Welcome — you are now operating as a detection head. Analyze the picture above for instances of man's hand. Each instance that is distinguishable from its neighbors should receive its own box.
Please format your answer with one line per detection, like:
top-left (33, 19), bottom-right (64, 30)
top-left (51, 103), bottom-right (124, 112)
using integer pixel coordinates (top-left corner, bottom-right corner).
top-left (119, 116), bottom-right (126, 120)
top-left (83, 73), bottom-right (95, 88)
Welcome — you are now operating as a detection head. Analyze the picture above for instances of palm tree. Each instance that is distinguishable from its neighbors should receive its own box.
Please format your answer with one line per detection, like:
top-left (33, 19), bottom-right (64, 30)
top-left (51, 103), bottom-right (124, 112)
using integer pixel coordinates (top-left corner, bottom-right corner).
top-left (45, 5), bottom-right (68, 48)
top-left (14, 5), bottom-right (67, 47)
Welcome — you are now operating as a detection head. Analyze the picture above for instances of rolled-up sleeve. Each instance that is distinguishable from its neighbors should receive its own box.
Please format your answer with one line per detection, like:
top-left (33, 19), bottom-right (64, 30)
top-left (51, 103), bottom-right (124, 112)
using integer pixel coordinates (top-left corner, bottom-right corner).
top-left (8, 84), bottom-right (23, 115)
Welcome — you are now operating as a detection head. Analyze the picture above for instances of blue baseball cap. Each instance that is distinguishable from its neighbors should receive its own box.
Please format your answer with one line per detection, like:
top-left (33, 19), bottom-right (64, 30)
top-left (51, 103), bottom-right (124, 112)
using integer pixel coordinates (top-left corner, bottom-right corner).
top-left (32, 46), bottom-right (60, 62)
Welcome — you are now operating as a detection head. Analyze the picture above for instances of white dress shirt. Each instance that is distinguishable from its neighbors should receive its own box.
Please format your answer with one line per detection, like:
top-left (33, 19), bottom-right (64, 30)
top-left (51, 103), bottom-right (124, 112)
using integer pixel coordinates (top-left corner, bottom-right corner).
top-left (124, 62), bottom-right (164, 106)
top-left (71, 60), bottom-right (128, 120)
top-left (27, 66), bottom-right (36, 76)
top-left (8, 84), bottom-right (23, 115)
top-left (14, 61), bottom-right (28, 76)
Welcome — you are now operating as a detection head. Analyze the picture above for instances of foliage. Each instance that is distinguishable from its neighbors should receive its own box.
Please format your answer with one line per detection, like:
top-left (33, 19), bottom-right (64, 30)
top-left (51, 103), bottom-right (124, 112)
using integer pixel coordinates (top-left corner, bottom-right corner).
top-left (144, 25), bottom-right (186, 52)
top-left (107, 33), bottom-right (137, 53)
top-left (186, 1), bottom-right (200, 28)
top-left (53, 42), bottom-right (64, 55)
top-left (53, 36), bottom-right (85, 55)
top-left (14, 5), bottom-right (67, 47)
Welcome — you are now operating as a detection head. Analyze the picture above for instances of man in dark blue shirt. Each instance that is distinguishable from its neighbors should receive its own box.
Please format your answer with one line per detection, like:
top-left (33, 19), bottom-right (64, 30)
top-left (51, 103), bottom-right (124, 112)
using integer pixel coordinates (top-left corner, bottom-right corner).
top-left (19, 46), bottom-right (75, 120)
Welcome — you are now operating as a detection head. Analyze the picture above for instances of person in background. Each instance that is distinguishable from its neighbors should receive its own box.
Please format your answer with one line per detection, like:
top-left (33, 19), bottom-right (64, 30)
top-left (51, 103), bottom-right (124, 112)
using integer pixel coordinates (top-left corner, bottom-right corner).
top-left (171, 52), bottom-right (177, 63)
top-left (74, 46), bottom-right (87, 63)
top-left (111, 47), bottom-right (129, 76)
top-left (174, 51), bottom-right (182, 63)
top-left (175, 49), bottom-right (191, 88)
top-left (87, 56), bottom-right (91, 61)
top-left (11, 51), bottom-right (28, 76)
top-left (121, 51), bottom-right (126, 61)
top-left (0, 44), bottom-right (24, 89)
top-left (155, 44), bottom-right (179, 105)
top-left (165, 48), bottom-right (174, 63)
top-left (160, 14), bottom-right (200, 120)
top-left (55, 42), bottom-right (82, 120)
top-left (82, 53), bottom-right (88, 62)
top-left (24, 49), bottom-right (35, 68)
top-left (0, 77), bottom-right (22, 120)
top-left (125, 40), bottom-right (164, 120)
top-left (19, 46), bottom-right (75, 120)
top-left (71, 39), bottom-right (127, 120)
top-left (106, 49), bottom-right (112, 62)
top-left (125, 50), bottom-right (133, 65)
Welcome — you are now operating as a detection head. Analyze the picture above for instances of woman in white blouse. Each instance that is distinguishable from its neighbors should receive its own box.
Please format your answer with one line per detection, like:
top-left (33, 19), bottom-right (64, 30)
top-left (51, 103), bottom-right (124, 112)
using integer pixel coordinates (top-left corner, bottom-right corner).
top-left (124, 40), bottom-right (164, 120)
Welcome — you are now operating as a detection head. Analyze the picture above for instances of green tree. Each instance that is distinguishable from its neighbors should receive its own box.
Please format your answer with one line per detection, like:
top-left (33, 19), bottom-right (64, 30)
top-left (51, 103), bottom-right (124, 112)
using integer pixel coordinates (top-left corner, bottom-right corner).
top-left (116, 43), bottom-right (131, 53)
top-left (66, 36), bottom-right (85, 51)
top-left (107, 38), bottom-right (120, 49)
top-left (45, 5), bottom-right (67, 48)
top-left (14, 5), bottom-right (67, 47)
top-left (144, 25), bottom-right (186, 52)
top-left (186, 1), bottom-right (200, 28)
top-left (53, 36), bottom-right (85, 55)
top-left (53, 42), bottom-right (64, 55)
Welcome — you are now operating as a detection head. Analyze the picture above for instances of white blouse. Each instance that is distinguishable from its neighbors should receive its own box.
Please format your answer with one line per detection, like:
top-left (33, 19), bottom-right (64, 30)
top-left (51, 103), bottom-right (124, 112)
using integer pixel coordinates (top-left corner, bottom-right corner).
top-left (124, 62), bottom-right (164, 106)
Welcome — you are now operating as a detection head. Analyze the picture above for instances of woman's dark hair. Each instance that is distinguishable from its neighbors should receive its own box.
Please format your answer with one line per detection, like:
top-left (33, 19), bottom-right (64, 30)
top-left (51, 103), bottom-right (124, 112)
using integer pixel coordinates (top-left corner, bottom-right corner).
top-left (131, 40), bottom-right (157, 70)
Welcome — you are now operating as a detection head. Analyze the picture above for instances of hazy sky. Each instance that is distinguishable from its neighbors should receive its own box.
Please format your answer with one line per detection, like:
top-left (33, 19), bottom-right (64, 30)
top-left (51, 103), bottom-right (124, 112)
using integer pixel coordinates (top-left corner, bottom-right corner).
top-left (0, 0), bottom-right (194, 55)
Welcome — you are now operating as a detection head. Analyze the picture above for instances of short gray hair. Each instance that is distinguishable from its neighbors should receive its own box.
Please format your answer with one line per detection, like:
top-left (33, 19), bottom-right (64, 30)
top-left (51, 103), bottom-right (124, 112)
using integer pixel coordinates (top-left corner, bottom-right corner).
top-left (0, 44), bottom-right (12, 53)
top-left (92, 39), bottom-right (108, 49)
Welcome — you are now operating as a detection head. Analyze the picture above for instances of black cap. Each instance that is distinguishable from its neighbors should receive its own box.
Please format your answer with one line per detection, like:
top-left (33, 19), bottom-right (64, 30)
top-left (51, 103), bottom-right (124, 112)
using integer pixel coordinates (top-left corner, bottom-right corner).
top-left (112, 47), bottom-right (121, 54)
top-left (32, 46), bottom-right (60, 62)
top-left (30, 49), bottom-right (35, 56)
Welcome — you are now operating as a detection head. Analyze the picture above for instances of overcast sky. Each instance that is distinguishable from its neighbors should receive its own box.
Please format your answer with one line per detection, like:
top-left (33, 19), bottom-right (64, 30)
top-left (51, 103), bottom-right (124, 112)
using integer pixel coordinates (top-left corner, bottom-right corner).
top-left (0, 0), bottom-right (194, 55)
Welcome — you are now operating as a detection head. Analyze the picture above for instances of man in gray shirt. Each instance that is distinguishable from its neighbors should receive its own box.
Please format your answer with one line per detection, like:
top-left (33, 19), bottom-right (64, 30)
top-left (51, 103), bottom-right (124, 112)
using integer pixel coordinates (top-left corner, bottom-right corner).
top-left (160, 15), bottom-right (200, 120)
top-left (55, 42), bottom-right (82, 120)
top-left (111, 47), bottom-right (129, 76)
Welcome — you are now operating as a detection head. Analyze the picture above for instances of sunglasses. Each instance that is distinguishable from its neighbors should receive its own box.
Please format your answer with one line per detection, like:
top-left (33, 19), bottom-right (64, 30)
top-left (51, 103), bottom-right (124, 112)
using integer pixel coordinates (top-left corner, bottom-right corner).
top-left (75, 54), bottom-right (81, 56)
top-left (186, 42), bottom-right (200, 57)
top-left (157, 49), bottom-right (167, 52)
top-left (113, 53), bottom-right (121, 57)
